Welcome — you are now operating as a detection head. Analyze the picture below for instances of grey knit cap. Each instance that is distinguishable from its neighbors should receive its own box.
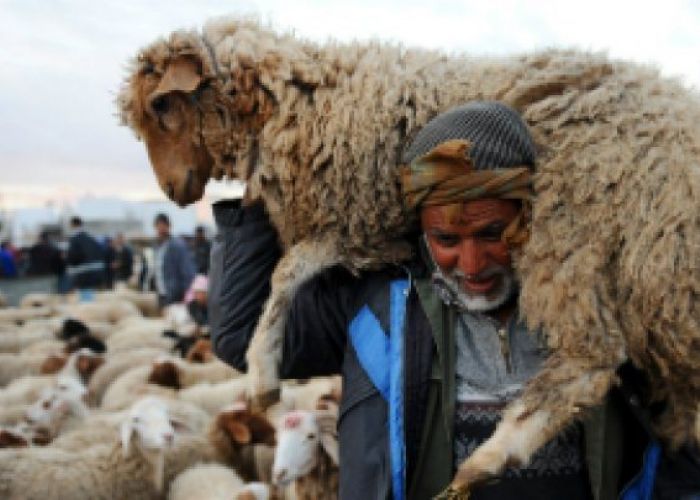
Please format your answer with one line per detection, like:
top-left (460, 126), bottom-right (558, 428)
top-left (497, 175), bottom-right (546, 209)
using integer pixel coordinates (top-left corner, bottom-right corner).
top-left (402, 101), bottom-right (537, 170)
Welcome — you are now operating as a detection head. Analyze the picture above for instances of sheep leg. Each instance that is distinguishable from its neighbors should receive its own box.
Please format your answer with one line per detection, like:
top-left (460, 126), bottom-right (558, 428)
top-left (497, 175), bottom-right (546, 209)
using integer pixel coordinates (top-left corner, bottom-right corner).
top-left (439, 354), bottom-right (622, 499)
top-left (246, 238), bottom-right (340, 410)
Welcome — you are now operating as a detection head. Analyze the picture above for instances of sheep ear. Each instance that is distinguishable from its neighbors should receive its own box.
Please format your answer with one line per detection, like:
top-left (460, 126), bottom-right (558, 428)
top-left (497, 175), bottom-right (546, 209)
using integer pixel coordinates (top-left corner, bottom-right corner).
top-left (153, 55), bottom-right (203, 99)
top-left (226, 421), bottom-right (252, 444)
top-left (120, 420), bottom-right (134, 457)
top-left (320, 433), bottom-right (339, 466)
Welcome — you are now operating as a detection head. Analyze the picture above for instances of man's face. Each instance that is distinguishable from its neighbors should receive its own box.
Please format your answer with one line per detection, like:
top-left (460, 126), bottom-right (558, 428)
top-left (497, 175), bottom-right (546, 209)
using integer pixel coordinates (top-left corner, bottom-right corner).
top-left (155, 221), bottom-right (170, 240)
top-left (421, 199), bottom-right (519, 312)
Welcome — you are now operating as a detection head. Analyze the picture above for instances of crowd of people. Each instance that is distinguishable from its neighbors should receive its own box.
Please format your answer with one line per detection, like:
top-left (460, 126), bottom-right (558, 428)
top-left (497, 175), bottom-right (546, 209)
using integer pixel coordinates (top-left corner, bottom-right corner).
top-left (0, 214), bottom-right (211, 324)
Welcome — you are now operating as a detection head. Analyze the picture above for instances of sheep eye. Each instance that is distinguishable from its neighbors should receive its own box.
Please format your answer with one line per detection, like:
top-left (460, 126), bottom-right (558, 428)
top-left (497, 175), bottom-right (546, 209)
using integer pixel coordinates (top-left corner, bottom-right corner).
top-left (307, 433), bottom-right (316, 440)
top-left (42, 400), bottom-right (51, 409)
top-left (151, 96), bottom-right (170, 116)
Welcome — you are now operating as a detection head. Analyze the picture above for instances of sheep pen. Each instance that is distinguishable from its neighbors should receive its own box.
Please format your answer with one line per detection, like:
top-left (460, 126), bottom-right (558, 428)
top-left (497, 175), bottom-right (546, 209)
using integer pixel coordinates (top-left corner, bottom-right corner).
top-left (117, 16), bottom-right (700, 496)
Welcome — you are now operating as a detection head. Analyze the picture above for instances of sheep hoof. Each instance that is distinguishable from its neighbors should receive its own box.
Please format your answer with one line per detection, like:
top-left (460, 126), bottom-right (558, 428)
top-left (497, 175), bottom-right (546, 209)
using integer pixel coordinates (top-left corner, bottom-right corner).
top-left (434, 485), bottom-right (470, 500)
top-left (250, 388), bottom-right (281, 412)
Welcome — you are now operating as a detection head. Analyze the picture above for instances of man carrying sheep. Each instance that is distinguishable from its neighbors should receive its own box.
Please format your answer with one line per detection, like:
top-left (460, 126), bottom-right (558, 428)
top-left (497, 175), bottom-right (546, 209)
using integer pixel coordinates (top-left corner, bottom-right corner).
top-left (210, 102), bottom-right (700, 499)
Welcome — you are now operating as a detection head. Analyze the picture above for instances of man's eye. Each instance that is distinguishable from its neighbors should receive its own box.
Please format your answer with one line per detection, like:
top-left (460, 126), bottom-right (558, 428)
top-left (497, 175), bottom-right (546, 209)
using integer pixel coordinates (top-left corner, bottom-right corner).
top-left (434, 234), bottom-right (460, 246)
top-left (476, 227), bottom-right (504, 242)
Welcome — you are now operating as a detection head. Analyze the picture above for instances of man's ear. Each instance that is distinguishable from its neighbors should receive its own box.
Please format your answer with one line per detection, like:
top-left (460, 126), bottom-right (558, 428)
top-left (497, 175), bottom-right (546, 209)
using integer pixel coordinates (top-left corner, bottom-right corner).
top-left (151, 55), bottom-right (203, 102)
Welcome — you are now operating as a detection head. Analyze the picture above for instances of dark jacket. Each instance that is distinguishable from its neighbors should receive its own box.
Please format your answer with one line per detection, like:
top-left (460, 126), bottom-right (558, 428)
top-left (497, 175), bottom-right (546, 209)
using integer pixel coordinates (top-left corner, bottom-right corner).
top-left (209, 200), bottom-right (700, 500)
top-left (155, 237), bottom-right (196, 306)
top-left (114, 245), bottom-right (134, 282)
top-left (27, 242), bottom-right (64, 276)
top-left (192, 238), bottom-right (212, 275)
top-left (66, 230), bottom-right (105, 289)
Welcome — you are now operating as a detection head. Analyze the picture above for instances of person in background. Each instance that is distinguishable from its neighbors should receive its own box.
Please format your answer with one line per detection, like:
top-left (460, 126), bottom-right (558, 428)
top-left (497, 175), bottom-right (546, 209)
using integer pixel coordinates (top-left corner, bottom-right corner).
top-left (27, 231), bottom-right (65, 277)
top-left (66, 216), bottom-right (106, 297)
top-left (185, 274), bottom-right (209, 328)
top-left (103, 236), bottom-right (116, 289)
top-left (111, 233), bottom-right (134, 285)
top-left (0, 241), bottom-right (18, 278)
top-left (191, 225), bottom-right (211, 275)
top-left (153, 213), bottom-right (196, 308)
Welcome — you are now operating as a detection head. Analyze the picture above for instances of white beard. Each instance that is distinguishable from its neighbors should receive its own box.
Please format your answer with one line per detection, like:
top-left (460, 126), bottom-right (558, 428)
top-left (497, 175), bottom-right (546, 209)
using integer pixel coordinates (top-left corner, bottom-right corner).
top-left (424, 236), bottom-right (517, 313)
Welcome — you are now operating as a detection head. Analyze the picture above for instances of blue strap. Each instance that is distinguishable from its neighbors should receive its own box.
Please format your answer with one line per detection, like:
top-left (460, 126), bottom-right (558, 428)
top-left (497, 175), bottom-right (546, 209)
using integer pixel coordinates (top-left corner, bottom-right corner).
top-left (620, 442), bottom-right (662, 500)
top-left (348, 305), bottom-right (390, 400)
top-left (348, 279), bottom-right (409, 500)
top-left (389, 279), bottom-right (409, 500)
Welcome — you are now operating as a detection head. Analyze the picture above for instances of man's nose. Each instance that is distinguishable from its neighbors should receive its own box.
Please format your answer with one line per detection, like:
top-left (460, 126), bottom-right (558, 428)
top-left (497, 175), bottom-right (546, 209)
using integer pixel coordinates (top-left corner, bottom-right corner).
top-left (458, 238), bottom-right (487, 277)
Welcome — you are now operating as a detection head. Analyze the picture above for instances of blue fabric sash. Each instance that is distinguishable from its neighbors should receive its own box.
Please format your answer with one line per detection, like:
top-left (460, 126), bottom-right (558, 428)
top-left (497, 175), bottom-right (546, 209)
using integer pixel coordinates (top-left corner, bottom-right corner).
top-left (621, 442), bottom-right (661, 500)
top-left (348, 279), bottom-right (409, 500)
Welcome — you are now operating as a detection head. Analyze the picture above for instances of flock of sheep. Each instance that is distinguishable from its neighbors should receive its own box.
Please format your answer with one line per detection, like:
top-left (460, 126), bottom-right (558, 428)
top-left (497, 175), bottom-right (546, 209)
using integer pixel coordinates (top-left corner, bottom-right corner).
top-left (0, 288), bottom-right (340, 500)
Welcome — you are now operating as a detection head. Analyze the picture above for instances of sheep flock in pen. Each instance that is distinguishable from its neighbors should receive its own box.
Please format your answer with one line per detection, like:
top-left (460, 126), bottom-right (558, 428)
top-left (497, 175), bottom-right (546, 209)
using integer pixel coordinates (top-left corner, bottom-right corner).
top-left (116, 15), bottom-right (700, 496)
top-left (0, 291), bottom-right (342, 499)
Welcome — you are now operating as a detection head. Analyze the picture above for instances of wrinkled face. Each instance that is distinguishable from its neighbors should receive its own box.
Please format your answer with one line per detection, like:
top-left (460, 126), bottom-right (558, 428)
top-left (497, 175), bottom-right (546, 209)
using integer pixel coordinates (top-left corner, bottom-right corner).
top-left (421, 199), bottom-right (519, 312)
top-left (133, 55), bottom-right (214, 206)
top-left (272, 411), bottom-right (319, 485)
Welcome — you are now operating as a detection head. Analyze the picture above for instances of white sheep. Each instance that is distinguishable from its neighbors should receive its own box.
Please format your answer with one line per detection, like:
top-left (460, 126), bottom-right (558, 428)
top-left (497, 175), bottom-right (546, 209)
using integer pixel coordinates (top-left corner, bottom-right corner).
top-left (0, 375), bottom-right (56, 407)
top-left (177, 377), bottom-right (249, 415)
top-left (50, 397), bottom-right (211, 452)
top-left (148, 357), bottom-right (241, 390)
top-left (169, 462), bottom-right (245, 500)
top-left (272, 406), bottom-right (339, 500)
top-left (0, 396), bottom-right (219, 500)
top-left (55, 299), bottom-right (141, 324)
top-left (24, 375), bottom-right (89, 439)
top-left (0, 353), bottom-right (60, 386)
top-left (100, 364), bottom-right (177, 412)
top-left (106, 320), bottom-right (175, 353)
top-left (88, 347), bottom-right (166, 404)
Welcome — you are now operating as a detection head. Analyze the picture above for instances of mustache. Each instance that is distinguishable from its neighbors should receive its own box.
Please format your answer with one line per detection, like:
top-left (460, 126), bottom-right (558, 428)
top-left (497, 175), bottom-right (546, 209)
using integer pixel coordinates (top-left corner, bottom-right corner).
top-left (450, 265), bottom-right (509, 282)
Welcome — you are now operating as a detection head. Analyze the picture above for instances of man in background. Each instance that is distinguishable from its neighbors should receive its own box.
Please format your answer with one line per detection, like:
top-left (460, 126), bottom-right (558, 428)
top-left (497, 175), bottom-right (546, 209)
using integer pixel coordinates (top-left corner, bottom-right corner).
top-left (111, 233), bottom-right (134, 285)
top-left (153, 213), bottom-right (196, 308)
top-left (66, 216), bottom-right (105, 296)
top-left (27, 231), bottom-right (65, 278)
top-left (191, 225), bottom-right (211, 275)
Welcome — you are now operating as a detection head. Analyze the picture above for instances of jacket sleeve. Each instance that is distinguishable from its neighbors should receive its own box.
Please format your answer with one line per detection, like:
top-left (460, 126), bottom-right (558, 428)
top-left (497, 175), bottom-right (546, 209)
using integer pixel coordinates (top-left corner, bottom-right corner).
top-left (209, 199), bottom-right (355, 377)
top-left (209, 199), bottom-right (283, 372)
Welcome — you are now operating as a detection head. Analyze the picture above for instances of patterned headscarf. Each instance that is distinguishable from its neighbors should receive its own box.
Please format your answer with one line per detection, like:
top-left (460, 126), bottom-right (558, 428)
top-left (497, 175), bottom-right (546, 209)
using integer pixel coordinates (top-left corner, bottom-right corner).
top-left (400, 139), bottom-right (533, 246)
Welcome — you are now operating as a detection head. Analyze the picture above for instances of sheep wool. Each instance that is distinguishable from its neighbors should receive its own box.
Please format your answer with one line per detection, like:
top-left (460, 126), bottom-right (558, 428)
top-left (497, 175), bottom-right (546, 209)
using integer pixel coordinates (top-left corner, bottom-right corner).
top-left (118, 16), bottom-right (700, 494)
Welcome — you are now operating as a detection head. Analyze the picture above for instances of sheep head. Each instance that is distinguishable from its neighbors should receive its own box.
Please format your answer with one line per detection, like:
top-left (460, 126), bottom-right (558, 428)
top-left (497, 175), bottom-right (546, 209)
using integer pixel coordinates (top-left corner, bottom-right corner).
top-left (120, 397), bottom-right (191, 491)
top-left (272, 406), bottom-right (338, 486)
top-left (118, 18), bottom-right (322, 206)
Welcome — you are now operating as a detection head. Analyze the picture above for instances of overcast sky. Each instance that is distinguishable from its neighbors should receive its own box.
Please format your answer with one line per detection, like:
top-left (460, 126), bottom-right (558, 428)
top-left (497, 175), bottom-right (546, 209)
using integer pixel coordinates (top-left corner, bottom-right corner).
top-left (1, 0), bottom-right (699, 210)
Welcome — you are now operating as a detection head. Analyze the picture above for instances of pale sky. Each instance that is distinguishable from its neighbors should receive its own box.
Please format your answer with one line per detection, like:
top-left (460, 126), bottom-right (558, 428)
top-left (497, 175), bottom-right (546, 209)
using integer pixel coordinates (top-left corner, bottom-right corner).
top-left (1, 0), bottom-right (699, 210)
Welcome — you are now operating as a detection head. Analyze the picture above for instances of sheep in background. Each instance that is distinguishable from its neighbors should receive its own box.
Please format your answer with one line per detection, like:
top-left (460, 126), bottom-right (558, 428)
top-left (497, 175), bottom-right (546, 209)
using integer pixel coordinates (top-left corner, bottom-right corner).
top-left (118, 16), bottom-right (700, 494)
top-left (169, 462), bottom-right (245, 500)
top-left (0, 307), bottom-right (53, 326)
top-left (272, 403), bottom-right (339, 500)
top-left (0, 396), bottom-right (218, 500)
top-left (23, 375), bottom-right (89, 439)
top-left (88, 348), bottom-right (166, 404)
top-left (55, 299), bottom-right (141, 324)
top-left (170, 463), bottom-right (277, 500)
top-left (177, 377), bottom-right (249, 415)
top-left (100, 364), bottom-right (177, 411)
top-left (208, 402), bottom-right (277, 482)
top-left (148, 357), bottom-right (240, 390)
